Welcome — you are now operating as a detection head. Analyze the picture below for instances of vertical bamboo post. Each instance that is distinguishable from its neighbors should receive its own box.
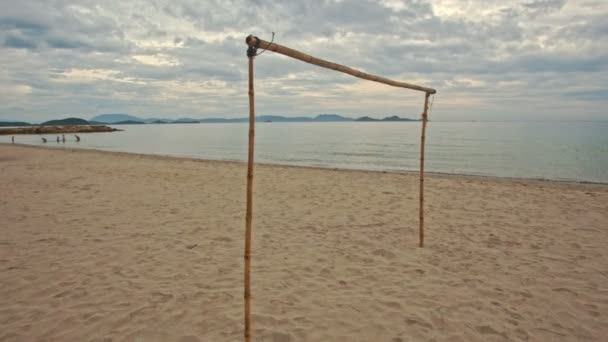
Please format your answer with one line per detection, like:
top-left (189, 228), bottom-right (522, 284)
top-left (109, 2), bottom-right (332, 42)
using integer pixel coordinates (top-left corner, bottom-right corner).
top-left (244, 55), bottom-right (255, 342)
top-left (419, 93), bottom-right (430, 248)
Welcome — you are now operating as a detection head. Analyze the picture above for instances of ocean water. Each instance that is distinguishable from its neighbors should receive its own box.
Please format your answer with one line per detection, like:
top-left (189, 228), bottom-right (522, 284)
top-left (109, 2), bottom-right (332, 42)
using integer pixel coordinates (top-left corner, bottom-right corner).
top-left (2, 121), bottom-right (607, 183)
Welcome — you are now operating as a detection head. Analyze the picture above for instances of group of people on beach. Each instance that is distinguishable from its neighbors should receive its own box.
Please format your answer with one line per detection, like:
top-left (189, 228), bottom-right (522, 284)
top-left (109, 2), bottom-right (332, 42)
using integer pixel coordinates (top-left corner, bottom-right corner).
top-left (11, 134), bottom-right (81, 144)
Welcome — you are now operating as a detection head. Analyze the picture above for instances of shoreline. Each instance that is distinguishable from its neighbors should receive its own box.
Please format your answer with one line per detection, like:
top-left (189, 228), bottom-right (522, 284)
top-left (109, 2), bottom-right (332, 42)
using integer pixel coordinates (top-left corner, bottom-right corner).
top-left (3, 142), bottom-right (607, 187)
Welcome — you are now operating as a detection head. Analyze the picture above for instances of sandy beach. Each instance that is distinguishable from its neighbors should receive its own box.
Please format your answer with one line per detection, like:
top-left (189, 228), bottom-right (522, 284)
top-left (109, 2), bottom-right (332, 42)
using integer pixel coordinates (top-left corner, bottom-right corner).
top-left (1, 144), bottom-right (607, 341)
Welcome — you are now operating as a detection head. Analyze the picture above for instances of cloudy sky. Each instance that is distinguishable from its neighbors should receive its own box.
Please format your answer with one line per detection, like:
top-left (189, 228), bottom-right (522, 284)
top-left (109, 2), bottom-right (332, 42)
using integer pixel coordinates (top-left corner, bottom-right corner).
top-left (1, 0), bottom-right (607, 122)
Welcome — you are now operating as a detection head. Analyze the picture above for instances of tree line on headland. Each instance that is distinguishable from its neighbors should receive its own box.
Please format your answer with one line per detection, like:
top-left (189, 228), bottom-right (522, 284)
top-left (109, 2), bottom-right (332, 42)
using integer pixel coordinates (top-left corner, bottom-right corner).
top-left (0, 118), bottom-right (121, 135)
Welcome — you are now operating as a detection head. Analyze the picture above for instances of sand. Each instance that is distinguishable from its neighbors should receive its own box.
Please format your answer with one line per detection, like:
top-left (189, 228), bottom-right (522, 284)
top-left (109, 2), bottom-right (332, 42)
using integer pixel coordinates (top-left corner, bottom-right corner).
top-left (1, 144), bottom-right (607, 341)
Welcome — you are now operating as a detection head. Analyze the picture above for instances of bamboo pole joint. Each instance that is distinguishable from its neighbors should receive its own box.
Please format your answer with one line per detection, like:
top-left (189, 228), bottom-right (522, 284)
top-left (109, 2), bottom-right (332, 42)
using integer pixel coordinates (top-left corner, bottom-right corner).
top-left (246, 35), bottom-right (260, 58)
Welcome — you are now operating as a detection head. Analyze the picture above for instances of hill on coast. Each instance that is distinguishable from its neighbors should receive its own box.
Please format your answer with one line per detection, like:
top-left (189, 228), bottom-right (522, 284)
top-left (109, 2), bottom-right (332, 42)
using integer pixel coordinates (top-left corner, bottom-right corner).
top-left (41, 118), bottom-right (90, 126)
top-left (112, 120), bottom-right (146, 125)
top-left (2, 114), bottom-right (422, 127)
top-left (90, 114), bottom-right (144, 123)
top-left (88, 114), bottom-right (420, 124)
top-left (0, 117), bottom-right (120, 135)
top-left (355, 115), bottom-right (419, 122)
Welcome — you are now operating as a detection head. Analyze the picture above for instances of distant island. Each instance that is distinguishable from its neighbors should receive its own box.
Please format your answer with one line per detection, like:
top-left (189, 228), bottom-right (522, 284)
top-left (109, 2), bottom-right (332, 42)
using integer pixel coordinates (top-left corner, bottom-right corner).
top-left (111, 120), bottom-right (146, 125)
top-left (40, 118), bottom-right (91, 126)
top-left (87, 113), bottom-right (422, 124)
top-left (0, 117), bottom-right (120, 135)
top-left (0, 114), bottom-right (423, 131)
top-left (355, 115), bottom-right (419, 122)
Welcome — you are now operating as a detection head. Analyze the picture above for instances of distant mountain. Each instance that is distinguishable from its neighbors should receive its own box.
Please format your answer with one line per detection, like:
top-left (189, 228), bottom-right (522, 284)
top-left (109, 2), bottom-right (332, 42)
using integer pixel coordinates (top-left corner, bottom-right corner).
top-left (198, 118), bottom-right (243, 123)
top-left (0, 121), bottom-right (31, 127)
top-left (112, 120), bottom-right (145, 125)
top-left (173, 118), bottom-right (200, 123)
top-left (84, 114), bottom-right (420, 124)
top-left (142, 118), bottom-right (172, 123)
top-left (313, 114), bottom-right (352, 121)
top-left (382, 115), bottom-right (419, 122)
top-left (256, 115), bottom-right (313, 122)
top-left (91, 114), bottom-right (144, 123)
top-left (355, 116), bottom-right (378, 122)
top-left (255, 114), bottom-right (415, 122)
top-left (41, 117), bottom-right (90, 126)
top-left (356, 115), bottom-right (420, 122)
top-left (251, 114), bottom-right (350, 122)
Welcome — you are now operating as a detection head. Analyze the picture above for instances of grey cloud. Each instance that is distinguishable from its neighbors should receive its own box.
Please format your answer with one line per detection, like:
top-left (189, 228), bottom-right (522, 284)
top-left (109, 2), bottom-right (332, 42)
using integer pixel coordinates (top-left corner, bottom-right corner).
top-left (510, 54), bottom-right (608, 73)
top-left (563, 89), bottom-right (608, 101)
top-left (3, 33), bottom-right (38, 49)
top-left (0, 1), bottom-right (128, 53)
top-left (521, 0), bottom-right (567, 13)
top-left (0, 17), bottom-right (47, 33)
top-left (46, 37), bottom-right (89, 50)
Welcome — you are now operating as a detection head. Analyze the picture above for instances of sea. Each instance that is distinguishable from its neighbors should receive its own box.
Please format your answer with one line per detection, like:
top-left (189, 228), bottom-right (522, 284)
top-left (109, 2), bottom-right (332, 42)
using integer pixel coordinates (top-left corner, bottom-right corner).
top-left (2, 121), bottom-right (607, 183)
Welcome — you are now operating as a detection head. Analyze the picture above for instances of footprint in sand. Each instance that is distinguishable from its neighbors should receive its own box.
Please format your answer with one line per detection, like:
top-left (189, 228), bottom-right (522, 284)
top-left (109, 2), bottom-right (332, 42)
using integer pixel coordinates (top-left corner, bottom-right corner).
top-left (372, 249), bottom-right (396, 260)
top-left (551, 287), bottom-right (577, 296)
top-left (260, 330), bottom-right (293, 342)
top-left (381, 300), bottom-right (402, 310)
top-left (212, 236), bottom-right (234, 243)
top-left (405, 318), bottom-right (432, 329)
top-left (319, 268), bottom-right (332, 277)
top-left (475, 325), bottom-right (508, 339)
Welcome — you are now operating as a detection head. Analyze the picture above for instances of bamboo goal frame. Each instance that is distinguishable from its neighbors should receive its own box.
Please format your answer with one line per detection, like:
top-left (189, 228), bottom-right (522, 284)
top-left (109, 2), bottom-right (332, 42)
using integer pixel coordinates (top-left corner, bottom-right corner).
top-left (243, 35), bottom-right (436, 342)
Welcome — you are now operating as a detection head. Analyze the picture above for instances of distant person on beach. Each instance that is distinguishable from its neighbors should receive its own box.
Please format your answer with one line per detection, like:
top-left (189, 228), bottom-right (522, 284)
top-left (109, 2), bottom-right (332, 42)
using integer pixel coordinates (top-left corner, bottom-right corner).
top-left (11, 136), bottom-right (14, 144)
top-left (57, 136), bottom-right (60, 143)
top-left (62, 135), bottom-right (66, 143)
top-left (75, 135), bottom-right (80, 142)
top-left (42, 137), bottom-right (47, 143)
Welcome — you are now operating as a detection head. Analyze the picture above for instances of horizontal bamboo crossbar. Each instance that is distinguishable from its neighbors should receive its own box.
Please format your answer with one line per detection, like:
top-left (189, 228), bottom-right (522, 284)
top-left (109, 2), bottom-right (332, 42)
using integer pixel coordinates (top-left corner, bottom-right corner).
top-left (246, 35), bottom-right (436, 94)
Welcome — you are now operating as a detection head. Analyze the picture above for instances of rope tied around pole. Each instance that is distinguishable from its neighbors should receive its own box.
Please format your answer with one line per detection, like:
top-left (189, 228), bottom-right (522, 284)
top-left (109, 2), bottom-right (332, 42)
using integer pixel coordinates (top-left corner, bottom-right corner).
top-left (246, 33), bottom-right (275, 58)
top-left (246, 35), bottom-right (260, 58)
top-left (255, 32), bottom-right (275, 57)
top-left (428, 94), bottom-right (436, 116)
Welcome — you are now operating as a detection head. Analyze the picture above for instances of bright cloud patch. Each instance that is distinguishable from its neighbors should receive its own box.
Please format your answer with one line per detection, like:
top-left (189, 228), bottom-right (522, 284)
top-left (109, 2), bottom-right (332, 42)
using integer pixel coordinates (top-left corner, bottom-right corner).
top-left (132, 54), bottom-right (180, 66)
